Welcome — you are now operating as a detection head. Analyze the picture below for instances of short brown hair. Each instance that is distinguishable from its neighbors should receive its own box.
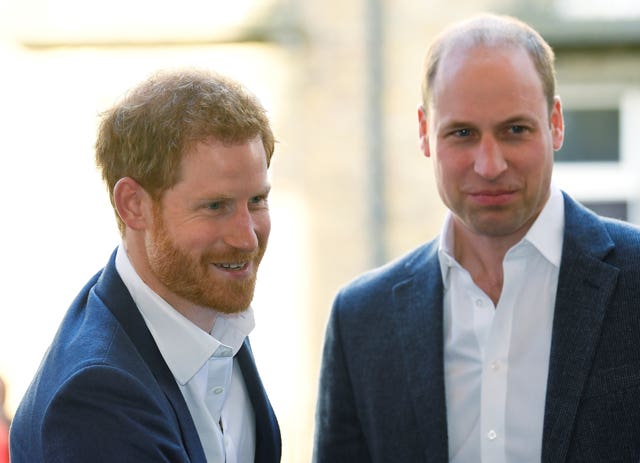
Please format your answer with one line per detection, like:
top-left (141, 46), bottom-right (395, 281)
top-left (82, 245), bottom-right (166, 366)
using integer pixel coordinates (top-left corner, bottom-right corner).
top-left (95, 68), bottom-right (275, 235)
top-left (421, 13), bottom-right (557, 113)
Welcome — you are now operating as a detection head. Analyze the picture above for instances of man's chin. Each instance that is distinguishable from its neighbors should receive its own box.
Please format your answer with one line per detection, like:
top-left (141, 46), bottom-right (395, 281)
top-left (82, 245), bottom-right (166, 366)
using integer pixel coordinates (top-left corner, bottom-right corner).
top-left (177, 274), bottom-right (257, 314)
top-left (202, 292), bottom-right (256, 315)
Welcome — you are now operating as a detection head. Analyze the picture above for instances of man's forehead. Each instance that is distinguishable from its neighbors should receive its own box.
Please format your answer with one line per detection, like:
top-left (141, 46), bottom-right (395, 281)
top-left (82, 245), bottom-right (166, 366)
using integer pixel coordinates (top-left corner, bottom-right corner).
top-left (431, 44), bottom-right (537, 96)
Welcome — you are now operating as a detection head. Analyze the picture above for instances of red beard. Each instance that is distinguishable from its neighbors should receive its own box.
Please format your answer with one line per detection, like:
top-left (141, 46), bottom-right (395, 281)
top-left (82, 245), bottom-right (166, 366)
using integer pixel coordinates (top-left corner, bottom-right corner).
top-left (145, 210), bottom-right (265, 314)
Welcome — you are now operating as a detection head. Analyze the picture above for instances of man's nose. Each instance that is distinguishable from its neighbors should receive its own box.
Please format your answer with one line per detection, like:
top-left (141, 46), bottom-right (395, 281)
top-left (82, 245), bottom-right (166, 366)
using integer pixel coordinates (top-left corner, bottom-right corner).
top-left (473, 136), bottom-right (508, 180)
top-left (224, 207), bottom-right (259, 251)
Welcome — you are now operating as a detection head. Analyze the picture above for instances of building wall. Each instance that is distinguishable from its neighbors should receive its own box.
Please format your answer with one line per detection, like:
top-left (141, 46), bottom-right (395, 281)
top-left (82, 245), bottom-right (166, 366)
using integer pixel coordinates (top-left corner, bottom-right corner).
top-left (1, 1), bottom-right (638, 462)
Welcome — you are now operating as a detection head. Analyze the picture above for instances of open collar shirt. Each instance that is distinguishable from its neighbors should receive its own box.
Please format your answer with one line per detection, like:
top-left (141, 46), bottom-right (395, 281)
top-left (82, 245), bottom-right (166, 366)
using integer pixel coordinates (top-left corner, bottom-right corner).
top-left (438, 185), bottom-right (564, 463)
top-left (116, 245), bottom-right (256, 463)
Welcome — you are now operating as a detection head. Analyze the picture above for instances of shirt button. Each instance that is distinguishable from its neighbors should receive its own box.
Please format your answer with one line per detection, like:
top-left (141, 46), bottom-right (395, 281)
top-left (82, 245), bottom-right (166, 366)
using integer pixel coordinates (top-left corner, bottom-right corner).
top-left (475, 299), bottom-right (484, 308)
top-left (487, 430), bottom-right (497, 440)
top-left (491, 361), bottom-right (500, 371)
top-left (212, 387), bottom-right (224, 395)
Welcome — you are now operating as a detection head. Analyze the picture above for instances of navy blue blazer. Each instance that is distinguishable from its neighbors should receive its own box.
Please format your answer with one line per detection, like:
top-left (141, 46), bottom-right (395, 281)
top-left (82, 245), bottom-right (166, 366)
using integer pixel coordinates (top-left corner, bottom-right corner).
top-left (10, 250), bottom-right (281, 462)
top-left (314, 193), bottom-right (640, 462)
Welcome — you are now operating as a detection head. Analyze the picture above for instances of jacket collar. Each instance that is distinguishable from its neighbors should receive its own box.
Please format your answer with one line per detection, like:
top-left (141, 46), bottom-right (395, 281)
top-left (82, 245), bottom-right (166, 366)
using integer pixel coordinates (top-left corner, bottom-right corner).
top-left (390, 242), bottom-right (450, 461)
top-left (542, 193), bottom-right (618, 462)
top-left (236, 341), bottom-right (282, 462)
top-left (95, 251), bottom-right (207, 463)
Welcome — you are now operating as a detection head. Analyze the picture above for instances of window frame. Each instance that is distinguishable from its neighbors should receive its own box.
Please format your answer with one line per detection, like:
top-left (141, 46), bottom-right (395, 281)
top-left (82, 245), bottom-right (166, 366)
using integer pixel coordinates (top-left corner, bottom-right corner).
top-left (552, 84), bottom-right (640, 224)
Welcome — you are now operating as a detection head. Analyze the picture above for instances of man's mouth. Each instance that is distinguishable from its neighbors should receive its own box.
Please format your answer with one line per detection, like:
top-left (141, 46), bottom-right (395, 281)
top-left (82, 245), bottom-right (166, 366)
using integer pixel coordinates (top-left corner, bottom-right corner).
top-left (215, 262), bottom-right (248, 270)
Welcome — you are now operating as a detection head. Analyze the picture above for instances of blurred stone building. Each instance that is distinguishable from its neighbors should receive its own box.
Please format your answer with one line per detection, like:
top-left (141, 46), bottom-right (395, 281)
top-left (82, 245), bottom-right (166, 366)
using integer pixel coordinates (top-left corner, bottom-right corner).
top-left (0, 0), bottom-right (638, 461)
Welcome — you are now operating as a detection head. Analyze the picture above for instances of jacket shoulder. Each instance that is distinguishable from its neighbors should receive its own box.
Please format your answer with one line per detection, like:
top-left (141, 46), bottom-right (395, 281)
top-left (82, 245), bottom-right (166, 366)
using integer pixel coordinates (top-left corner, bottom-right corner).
top-left (330, 240), bottom-right (439, 321)
top-left (563, 192), bottom-right (640, 265)
top-left (12, 363), bottom-right (187, 462)
top-left (10, 255), bottom-right (195, 462)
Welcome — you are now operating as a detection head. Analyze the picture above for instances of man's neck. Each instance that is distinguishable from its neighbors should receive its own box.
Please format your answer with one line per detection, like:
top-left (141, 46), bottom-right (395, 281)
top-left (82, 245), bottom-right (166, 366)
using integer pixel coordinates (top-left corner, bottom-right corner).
top-left (453, 224), bottom-right (526, 306)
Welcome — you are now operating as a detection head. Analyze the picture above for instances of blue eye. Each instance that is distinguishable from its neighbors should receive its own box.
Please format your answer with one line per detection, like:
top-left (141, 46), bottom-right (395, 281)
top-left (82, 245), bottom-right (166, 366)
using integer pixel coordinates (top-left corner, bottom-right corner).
top-left (250, 196), bottom-right (267, 205)
top-left (454, 128), bottom-right (472, 137)
top-left (206, 202), bottom-right (221, 210)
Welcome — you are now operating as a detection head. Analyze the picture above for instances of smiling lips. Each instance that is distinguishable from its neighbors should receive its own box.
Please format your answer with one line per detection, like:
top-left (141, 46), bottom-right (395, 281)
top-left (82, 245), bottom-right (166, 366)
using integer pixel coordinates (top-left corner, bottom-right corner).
top-left (215, 262), bottom-right (249, 271)
top-left (469, 189), bottom-right (516, 206)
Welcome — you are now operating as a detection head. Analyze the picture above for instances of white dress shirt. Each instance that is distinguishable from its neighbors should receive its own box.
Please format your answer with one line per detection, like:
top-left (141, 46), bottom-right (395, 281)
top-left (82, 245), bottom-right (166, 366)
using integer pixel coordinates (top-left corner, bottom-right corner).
top-left (439, 185), bottom-right (564, 463)
top-left (115, 245), bottom-right (256, 463)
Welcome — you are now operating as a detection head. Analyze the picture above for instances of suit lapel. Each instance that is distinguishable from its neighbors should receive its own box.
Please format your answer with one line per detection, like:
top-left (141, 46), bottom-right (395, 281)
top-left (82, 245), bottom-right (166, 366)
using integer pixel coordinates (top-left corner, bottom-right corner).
top-left (542, 195), bottom-right (618, 463)
top-left (94, 251), bottom-right (207, 463)
top-left (391, 243), bottom-right (449, 461)
top-left (236, 340), bottom-right (281, 463)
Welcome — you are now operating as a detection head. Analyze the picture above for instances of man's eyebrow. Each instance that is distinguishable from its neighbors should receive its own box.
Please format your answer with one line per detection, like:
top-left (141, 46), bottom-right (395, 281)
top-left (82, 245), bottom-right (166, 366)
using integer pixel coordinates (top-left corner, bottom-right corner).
top-left (437, 120), bottom-right (476, 132)
top-left (500, 114), bottom-right (539, 126)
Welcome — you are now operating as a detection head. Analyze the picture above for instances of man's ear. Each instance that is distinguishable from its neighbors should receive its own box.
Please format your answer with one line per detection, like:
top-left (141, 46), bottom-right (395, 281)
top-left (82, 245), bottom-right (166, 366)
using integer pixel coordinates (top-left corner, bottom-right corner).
top-left (551, 96), bottom-right (565, 151)
top-left (418, 105), bottom-right (431, 158)
top-left (113, 177), bottom-right (151, 231)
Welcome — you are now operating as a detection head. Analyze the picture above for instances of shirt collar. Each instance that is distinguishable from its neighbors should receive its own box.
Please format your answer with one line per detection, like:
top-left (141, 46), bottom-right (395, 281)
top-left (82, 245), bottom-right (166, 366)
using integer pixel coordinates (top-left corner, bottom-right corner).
top-left (438, 184), bottom-right (565, 285)
top-left (437, 213), bottom-right (459, 288)
top-left (114, 245), bottom-right (255, 385)
top-left (522, 184), bottom-right (564, 268)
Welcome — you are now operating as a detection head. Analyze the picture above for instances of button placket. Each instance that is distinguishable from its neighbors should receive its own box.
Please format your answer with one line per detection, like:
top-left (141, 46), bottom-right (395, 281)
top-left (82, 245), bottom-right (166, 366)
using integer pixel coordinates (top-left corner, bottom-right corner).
top-left (205, 354), bottom-right (233, 424)
top-left (479, 296), bottom-right (510, 461)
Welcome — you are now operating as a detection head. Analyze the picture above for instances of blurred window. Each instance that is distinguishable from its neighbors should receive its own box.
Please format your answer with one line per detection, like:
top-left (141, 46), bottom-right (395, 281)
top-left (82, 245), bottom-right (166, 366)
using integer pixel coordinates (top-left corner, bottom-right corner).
top-left (553, 88), bottom-right (640, 224)
top-left (557, 109), bottom-right (619, 163)
top-left (556, 0), bottom-right (640, 19)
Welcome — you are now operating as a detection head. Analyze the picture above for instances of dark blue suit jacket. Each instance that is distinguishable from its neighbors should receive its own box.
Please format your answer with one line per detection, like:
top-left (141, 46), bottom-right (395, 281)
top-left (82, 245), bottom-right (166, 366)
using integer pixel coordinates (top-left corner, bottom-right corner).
top-left (10, 250), bottom-right (281, 462)
top-left (314, 193), bottom-right (640, 462)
